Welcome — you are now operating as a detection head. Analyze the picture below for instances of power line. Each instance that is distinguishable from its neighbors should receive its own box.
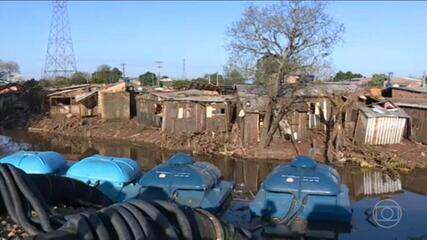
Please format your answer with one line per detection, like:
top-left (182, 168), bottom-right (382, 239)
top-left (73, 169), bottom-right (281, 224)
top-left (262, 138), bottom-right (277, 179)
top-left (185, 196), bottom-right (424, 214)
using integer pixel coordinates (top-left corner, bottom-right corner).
top-left (120, 63), bottom-right (127, 78)
top-left (43, 0), bottom-right (77, 79)
top-left (155, 61), bottom-right (163, 87)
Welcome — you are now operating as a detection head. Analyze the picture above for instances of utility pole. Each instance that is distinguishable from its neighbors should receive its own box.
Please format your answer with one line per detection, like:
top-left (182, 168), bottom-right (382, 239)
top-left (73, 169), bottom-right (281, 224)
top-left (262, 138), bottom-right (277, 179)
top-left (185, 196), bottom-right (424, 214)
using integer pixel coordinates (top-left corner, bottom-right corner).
top-left (182, 58), bottom-right (186, 80)
top-left (208, 75), bottom-right (211, 84)
top-left (43, 0), bottom-right (77, 79)
top-left (155, 61), bottom-right (163, 87)
top-left (216, 72), bottom-right (219, 86)
top-left (120, 63), bottom-right (127, 78)
top-left (387, 72), bottom-right (393, 87)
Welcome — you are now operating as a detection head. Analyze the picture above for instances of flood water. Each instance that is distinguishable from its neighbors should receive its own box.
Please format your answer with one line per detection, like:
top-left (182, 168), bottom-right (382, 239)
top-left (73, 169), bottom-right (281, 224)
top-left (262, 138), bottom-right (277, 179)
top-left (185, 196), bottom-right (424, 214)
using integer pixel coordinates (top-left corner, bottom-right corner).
top-left (1, 130), bottom-right (426, 239)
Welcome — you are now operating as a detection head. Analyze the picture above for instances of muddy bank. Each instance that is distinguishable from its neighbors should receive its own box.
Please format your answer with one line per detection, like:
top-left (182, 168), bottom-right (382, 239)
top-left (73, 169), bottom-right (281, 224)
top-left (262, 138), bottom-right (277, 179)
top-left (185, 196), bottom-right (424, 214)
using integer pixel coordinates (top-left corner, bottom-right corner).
top-left (26, 115), bottom-right (427, 173)
top-left (27, 115), bottom-right (304, 160)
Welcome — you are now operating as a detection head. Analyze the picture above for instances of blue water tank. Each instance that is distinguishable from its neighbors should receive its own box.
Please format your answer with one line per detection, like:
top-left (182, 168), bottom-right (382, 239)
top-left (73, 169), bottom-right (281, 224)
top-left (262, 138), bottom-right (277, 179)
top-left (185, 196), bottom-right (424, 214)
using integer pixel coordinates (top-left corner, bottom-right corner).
top-left (138, 153), bottom-right (233, 211)
top-left (250, 156), bottom-right (352, 223)
top-left (66, 155), bottom-right (142, 202)
top-left (0, 151), bottom-right (68, 174)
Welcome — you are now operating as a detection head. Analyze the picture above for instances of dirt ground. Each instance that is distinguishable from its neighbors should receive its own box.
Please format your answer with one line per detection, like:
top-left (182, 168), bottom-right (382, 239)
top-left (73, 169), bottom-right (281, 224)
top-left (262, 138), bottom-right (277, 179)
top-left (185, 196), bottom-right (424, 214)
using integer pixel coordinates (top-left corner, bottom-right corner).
top-left (27, 115), bottom-right (427, 173)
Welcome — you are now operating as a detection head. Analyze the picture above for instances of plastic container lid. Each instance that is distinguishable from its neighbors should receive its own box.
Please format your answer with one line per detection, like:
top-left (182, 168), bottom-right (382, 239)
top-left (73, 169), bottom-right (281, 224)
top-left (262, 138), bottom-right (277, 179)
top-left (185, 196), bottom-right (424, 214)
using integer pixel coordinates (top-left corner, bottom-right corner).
top-left (0, 151), bottom-right (67, 174)
top-left (140, 153), bottom-right (220, 190)
top-left (262, 156), bottom-right (340, 195)
top-left (66, 155), bottom-right (141, 185)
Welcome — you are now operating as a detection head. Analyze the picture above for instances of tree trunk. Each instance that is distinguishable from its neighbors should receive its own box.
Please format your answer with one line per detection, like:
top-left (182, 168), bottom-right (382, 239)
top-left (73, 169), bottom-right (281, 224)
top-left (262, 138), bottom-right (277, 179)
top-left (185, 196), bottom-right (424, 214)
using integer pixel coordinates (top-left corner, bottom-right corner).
top-left (260, 98), bottom-right (274, 147)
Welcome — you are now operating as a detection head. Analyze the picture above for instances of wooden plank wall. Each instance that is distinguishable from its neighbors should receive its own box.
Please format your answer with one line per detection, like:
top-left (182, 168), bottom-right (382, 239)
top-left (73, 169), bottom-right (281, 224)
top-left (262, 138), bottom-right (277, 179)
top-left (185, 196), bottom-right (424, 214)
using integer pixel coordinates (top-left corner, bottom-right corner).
top-left (400, 107), bottom-right (427, 143)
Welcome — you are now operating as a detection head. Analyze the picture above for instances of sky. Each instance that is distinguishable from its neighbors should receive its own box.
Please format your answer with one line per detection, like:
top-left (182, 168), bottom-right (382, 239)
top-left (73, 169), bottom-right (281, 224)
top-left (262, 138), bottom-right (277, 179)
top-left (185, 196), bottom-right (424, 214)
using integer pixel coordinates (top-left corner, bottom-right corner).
top-left (1, 1), bottom-right (427, 79)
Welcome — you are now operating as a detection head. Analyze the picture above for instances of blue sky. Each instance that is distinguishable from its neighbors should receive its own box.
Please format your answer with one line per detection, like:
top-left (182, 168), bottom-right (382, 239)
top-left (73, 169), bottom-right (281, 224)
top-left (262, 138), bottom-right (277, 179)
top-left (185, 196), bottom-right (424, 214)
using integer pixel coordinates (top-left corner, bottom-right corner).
top-left (1, 1), bottom-right (427, 79)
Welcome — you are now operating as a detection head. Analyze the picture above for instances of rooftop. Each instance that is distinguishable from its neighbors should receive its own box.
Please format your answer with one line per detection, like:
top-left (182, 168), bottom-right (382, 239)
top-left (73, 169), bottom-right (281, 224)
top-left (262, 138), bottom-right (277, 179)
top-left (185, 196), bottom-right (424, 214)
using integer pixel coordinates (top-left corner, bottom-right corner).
top-left (390, 86), bottom-right (427, 94)
top-left (151, 89), bottom-right (234, 102)
top-left (359, 104), bottom-right (409, 118)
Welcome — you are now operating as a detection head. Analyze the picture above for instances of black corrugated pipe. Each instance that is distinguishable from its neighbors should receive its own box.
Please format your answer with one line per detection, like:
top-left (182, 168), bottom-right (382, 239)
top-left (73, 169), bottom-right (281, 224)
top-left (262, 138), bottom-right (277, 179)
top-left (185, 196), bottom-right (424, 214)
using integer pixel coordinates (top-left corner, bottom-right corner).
top-left (32, 199), bottom-right (251, 240)
top-left (0, 164), bottom-right (250, 240)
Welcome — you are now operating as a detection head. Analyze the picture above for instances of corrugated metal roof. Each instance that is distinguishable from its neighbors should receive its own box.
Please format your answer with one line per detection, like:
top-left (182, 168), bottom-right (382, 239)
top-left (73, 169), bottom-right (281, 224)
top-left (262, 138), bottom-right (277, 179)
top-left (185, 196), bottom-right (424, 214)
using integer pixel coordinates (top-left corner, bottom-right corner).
top-left (150, 89), bottom-right (234, 102)
top-left (359, 106), bottom-right (409, 118)
top-left (391, 86), bottom-right (427, 94)
top-left (75, 91), bottom-right (98, 103)
top-left (235, 85), bottom-right (269, 112)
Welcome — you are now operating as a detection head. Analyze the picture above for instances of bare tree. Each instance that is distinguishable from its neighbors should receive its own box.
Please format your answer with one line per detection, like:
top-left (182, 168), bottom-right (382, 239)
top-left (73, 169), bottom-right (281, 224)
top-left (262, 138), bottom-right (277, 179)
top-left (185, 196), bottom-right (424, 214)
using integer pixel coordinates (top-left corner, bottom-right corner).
top-left (227, 1), bottom-right (344, 147)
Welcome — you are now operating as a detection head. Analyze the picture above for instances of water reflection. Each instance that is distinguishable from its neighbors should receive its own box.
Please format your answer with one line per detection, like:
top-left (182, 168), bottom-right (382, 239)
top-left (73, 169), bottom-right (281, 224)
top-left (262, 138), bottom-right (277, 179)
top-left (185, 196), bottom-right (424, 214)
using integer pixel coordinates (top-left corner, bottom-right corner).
top-left (1, 130), bottom-right (427, 239)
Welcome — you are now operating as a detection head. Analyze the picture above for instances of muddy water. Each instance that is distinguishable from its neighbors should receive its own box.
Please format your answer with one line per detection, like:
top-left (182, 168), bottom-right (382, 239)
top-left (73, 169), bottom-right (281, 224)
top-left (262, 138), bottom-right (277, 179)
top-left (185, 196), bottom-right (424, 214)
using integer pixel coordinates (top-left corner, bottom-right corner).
top-left (1, 130), bottom-right (427, 239)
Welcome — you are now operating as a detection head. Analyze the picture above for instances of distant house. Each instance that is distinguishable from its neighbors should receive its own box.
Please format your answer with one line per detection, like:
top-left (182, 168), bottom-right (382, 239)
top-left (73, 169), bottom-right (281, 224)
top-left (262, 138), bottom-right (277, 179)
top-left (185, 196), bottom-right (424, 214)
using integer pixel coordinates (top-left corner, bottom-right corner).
top-left (235, 83), bottom-right (362, 146)
top-left (386, 86), bottom-right (427, 99)
top-left (98, 83), bottom-right (131, 121)
top-left (387, 77), bottom-right (422, 88)
top-left (0, 84), bottom-right (26, 117)
top-left (160, 77), bottom-right (174, 88)
top-left (135, 90), bottom-right (164, 128)
top-left (136, 89), bottom-right (236, 135)
top-left (161, 90), bottom-right (235, 134)
top-left (47, 84), bottom-right (99, 117)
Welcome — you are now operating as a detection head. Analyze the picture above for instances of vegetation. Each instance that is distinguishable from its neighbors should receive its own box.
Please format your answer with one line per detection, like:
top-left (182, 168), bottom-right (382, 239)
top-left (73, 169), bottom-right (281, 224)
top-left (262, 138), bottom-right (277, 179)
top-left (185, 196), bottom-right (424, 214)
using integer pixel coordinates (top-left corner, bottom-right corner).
top-left (0, 60), bottom-right (20, 74)
top-left (138, 72), bottom-right (157, 86)
top-left (333, 71), bottom-right (363, 82)
top-left (227, 1), bottom-right (344, 147)
top-left (369, 73), bottom-right (388, 87)
top-left (223, 67), bottom-right (245, 85)
top-left (91, 65), bottom-right (122, 84)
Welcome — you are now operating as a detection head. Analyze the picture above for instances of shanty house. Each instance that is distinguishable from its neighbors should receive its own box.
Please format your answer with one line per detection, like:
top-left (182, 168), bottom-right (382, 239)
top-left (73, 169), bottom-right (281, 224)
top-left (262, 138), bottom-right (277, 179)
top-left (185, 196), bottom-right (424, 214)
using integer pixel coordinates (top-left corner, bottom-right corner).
top-left (387, 87), bottom-right (427, 143)
top-left (236, 83), bottom-right (362, 146)
top-left (155, 90), bottom-right (235, 135)
top-left (235, 85), bottom-right (269, 146)
top-left (98, 83), bottom-right (131, 121)
top-left (0, 84), bottom-right (26, 116)
top-left (387, 86), bottom-right (427, 99)
top-left (47, 84), bottom-right (99, 117)
top-left (135, 90), bottom-right (163, 128)
top-left (354, 102), bottom-right (409, 145)
top-left (387, 77), bottom-right (422, 88)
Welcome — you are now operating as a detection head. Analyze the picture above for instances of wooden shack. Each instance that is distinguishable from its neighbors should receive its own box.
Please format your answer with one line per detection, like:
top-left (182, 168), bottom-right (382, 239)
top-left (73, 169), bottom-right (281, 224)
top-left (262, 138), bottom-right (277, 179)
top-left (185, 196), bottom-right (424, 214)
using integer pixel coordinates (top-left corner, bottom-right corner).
top-left (135, 92), bottom-right (163, 128)
top-left (393, 99), bottom-right (427, 143)
top-left (98, 83), bottom-right (130, 121)
top-left (47, 84), bottom-right (99, 117)
top-left (354, 103), bottom-right (409, 145)
top-left (236, 83), bottom-right (362, 146)
top-left (152, 90), bottom-right (235, 135)
top-left (387, 86), bottom-right (427, 99)
top-left (235, 85), bottom-right (268, 146)
top-left (385, 86), bottom-right (427, 143)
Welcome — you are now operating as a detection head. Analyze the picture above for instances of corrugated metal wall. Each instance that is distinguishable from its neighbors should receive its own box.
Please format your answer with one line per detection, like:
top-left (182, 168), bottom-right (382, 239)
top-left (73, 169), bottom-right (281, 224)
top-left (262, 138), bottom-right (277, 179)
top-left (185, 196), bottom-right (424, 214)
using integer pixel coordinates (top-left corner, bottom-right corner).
top-left (362, 115), bottom-right (407, 145)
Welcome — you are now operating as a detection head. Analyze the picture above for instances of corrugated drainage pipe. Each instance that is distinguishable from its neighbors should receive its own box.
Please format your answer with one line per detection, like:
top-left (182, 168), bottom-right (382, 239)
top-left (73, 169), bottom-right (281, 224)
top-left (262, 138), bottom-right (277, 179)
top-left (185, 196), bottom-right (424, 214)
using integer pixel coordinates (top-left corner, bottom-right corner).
top-left (0, 164), bottom-right (250, 240)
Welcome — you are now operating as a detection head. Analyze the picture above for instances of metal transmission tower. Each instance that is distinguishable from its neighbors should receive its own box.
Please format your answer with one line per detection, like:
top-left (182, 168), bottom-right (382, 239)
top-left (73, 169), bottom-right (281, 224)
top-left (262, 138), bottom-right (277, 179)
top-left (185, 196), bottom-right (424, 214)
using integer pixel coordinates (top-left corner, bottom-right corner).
top-left (43, 0), bottom-right (77, 79)
top-left (182, 58), bottom-right (186, 80)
